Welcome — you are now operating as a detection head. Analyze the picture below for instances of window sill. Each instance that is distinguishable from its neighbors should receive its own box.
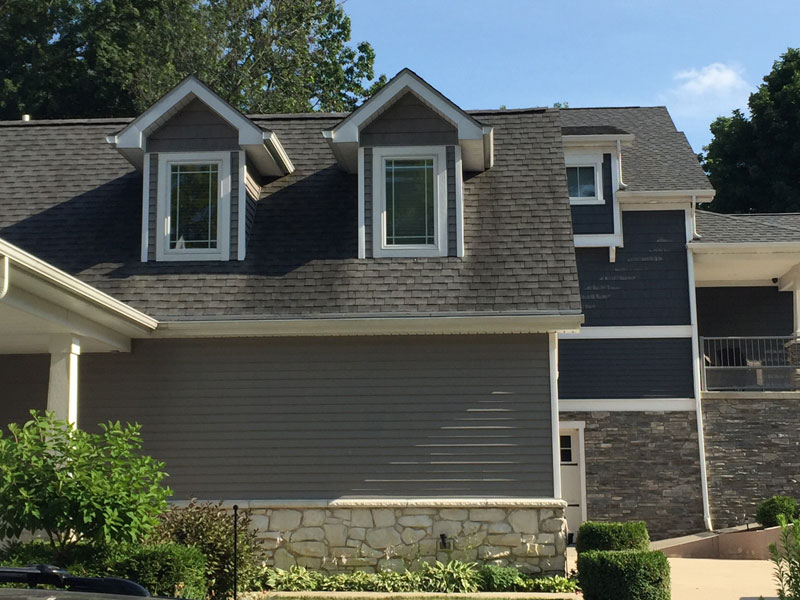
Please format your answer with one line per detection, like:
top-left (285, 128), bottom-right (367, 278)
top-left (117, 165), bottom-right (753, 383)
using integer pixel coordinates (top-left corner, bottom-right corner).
top-left (156, 251), bottom-right (227, 262)
top-left (373, 245), bottom-right (446, 258)
top-left (570, 197), bottom-right (605, 206)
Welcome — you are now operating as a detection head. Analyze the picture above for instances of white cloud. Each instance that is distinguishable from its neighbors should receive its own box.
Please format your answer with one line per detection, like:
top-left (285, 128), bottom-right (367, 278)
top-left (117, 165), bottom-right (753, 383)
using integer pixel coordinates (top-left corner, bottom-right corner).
top-left (660, 62), bottom-right (753, 151)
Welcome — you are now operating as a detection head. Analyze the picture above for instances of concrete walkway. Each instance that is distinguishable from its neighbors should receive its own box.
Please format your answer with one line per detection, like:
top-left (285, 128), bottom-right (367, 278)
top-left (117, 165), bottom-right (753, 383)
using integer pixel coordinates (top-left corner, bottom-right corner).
top-left (669, 557), bottom-right (777, 600)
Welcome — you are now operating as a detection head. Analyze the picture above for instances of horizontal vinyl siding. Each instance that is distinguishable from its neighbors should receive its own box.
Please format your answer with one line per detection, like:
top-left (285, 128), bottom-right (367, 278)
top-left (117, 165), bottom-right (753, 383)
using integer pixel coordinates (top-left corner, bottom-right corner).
top-left (360, 92), bottom-right (458, 147)
top-left (571, 154), bottom-right (614, 234)
top-left (0, 354), bottom-right (48, 427)
top-left (559, 338), bottom-right (693, 399)
top-left (147, 98), bottom-right (239, 152)
top-left (697, 286), bottom-right (793, 336)
top-left (79, 335), bottom-right (554, 499)
top-left (577, 210), bottom-right (690, 326)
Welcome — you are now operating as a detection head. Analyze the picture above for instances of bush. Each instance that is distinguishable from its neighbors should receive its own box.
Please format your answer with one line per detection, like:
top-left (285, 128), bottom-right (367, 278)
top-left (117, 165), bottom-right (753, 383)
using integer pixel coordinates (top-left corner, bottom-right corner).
top-left (111, 543), bottom-right (207, 599)
top-left (0, 411), bottom-right (171, 561)
top-left (578, 549), bottom-right (670, 600)
top-left (524, 574), bottom-right (579, 593)
top-left (770, 514), bottom-right (800, 600)
top-left (576, 521), bottom-right (650, 554)
top-left (478, 564), bottom-right (526, 591)
top-left (0, 540), bottom-right (106, 576)
top-left (418, 560), bottom-right (481, 593)
top-left (758, 496), bottom-right (799, 528)
top-left (150, 500), bottom-right (263, 599)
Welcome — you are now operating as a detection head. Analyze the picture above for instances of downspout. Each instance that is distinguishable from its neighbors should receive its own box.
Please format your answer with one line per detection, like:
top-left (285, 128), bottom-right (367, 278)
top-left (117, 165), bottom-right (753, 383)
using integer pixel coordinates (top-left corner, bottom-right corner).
top-left (0, 255), bottom-right (9, 299)
top-left (687, 229), bottom-right (713, 531)
top-left (616, 139), bottom-right (628, 190)
top-left (692, 194), bottom-right (701, 240)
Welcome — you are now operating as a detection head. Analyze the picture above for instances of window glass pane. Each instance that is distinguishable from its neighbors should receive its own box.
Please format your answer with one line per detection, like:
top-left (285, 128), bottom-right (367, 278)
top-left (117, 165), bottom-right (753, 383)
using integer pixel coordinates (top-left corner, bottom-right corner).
top-left (169, 163), bottom-right (218, 250)
top-left (578, 166), bottom-right (596, 197)
top-left (560, 434), bottom-right (573, 463)
top-left (385, 159), bottom-right (434, 245)
top-left (567, 167), bottom-right (580, 197)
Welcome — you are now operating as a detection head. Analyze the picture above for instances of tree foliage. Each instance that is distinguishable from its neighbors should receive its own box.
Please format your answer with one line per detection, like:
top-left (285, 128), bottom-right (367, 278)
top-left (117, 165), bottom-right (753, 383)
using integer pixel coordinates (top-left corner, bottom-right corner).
top-left (0, 411), bottom-right (171, 559)
top-left (0, 0), bottom-right (385, 120)
top-left (702, 48), bottom-right (800, 213)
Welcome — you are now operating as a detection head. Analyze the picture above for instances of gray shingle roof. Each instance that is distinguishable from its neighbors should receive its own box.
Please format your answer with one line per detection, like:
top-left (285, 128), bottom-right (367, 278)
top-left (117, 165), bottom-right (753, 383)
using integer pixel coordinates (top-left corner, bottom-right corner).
top-left (0, 110), bottom-right (582, 321)
top-left (695, 210), bottom-right (800, 243)
top-left (559, 107), bottom-right (712, 192)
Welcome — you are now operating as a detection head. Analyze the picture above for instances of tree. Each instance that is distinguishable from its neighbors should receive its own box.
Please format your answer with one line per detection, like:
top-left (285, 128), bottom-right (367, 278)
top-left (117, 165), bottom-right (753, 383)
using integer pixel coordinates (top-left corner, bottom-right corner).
top-left (0, 411), bottom-right (171, 559)
top-left (702, 48), bottom-right (800, 213)
top-left (0, 0), bottom-right (385, 120)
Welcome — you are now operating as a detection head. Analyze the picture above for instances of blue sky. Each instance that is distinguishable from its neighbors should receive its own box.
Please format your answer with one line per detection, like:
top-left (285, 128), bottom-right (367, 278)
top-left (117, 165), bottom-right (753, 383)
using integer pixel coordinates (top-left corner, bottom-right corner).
top-left (345, 0), bottom-right (800, 152)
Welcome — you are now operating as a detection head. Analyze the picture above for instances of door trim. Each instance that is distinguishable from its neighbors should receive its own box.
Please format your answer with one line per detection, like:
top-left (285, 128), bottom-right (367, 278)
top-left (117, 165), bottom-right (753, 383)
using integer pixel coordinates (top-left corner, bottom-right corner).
top-left (560, 420), bottom-right (587, 523)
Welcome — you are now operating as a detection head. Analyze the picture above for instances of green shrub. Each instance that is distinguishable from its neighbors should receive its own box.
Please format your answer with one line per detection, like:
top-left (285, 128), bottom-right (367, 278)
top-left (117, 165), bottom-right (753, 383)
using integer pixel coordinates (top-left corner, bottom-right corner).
top-left (758, 496), bottom-right (799, 528)
top-left (418, 560), bottom-right (481, 593)
top-left (576, 521), bottom-right (650, 554)
top-left (262, 565), bottom-right (323, 591)
top-left (111, 543), bottom-right (206, 599)
top-left (149, 500), bottom-right (263, 599)
top-left (770, 514), bottom-right (800, 600)
top-left (0, 540), bottom-right (106, 576)
top-left (478, 564), bottom-right (525, 591)
top-left (578, 549), bottom-right (670, 600)
top-left (0, 411), bottom-right (170, 561)
top-left (372, 570), bottom-right (420, 592)
top-left (524, 574), bottom-right (579, 593)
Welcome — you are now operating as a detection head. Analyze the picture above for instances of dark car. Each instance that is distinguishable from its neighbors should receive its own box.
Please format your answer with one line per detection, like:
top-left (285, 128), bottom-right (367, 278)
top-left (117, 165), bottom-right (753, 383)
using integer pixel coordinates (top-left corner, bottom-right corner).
top-left (0, 566), bottom-right (151, 599)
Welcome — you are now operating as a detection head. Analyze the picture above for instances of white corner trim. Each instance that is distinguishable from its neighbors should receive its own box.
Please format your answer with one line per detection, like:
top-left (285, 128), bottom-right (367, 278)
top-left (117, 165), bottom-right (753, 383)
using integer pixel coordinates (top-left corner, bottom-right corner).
top-left (455, 144), bottom-right (465, 257)
top-left (559, 325), bottom-right (693, 340)
top-left (559, 398), bottom-right (696, 412)
top-left (357, 147), bottom-right (366, 259)
top-left (238, 151), bottom-right (246, 261)
top-left (155, 151), bottom-right (231, 262)
top-left (372, 146), bottom-right (448, 258)
top-left (141, 154), bottom-right (150, 262)
top-left (549, 332), bottom-right (561, 499)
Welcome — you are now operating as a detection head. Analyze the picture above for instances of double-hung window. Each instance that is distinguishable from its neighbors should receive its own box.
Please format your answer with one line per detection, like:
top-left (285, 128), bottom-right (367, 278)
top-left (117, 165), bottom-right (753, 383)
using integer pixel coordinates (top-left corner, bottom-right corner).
top-left (156, 152), bottom-right (230, 261)
top-left (565, 156), bottom-right (603, 205)
top-left (372, 146), bottom-right (448, 257)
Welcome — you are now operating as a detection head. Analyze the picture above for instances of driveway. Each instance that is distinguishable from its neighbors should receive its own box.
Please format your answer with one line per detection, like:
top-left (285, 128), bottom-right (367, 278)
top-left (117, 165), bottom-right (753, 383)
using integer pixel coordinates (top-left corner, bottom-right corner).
top-left (668, 558), bottom-right (776, 600)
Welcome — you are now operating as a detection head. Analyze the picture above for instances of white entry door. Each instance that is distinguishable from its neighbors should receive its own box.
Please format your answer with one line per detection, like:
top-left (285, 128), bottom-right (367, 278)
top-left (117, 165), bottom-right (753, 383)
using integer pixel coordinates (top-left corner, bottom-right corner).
top-left (559, 425), bottom-right (586, 543)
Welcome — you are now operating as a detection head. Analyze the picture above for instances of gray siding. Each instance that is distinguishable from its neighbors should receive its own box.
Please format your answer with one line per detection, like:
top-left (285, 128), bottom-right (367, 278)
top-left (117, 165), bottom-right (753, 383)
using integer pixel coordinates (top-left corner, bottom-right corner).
top-left (0, 354), bottom-right (48, 428)
top-left (577, 210), bottom-right (690, 326)
top-left (79, 335), bottom-right (554, 500)
top-left (446, 145), bottom-right (457, 256)
top-left (361, 92), bottom-right (457, 147)
top-left (230, 151), bottom-right (239, 260)
top-left (697, 286), bottom-right (793, 337)
top-left (147, 153), bottom-right (158, 261)
top-left (147, 98), bottom-right (239, 152)
top-left (570, 154), bottom-right (614, 234)
top-left (363, 147), bottom-right (373, 258)
top-left (559, 338), bottom-right (694, 399)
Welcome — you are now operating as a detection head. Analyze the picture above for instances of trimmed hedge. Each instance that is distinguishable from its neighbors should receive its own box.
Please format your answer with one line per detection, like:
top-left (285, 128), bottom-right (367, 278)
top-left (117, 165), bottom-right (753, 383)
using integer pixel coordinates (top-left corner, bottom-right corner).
top-left (111, 543), bottom-right (207, 599)
top-left (577, 549), bottom-right (670, 600)
top-left (576, 520), bottom-right (650, 554)
top-left (757, 495), bottom-right (798, 527)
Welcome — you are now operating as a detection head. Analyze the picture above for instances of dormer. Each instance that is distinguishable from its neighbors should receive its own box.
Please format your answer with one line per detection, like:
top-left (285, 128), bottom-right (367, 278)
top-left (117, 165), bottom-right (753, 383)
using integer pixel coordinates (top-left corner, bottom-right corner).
top-left (107, 76), bottom-right (293, 262)
top-left (323, 69), bottom-right (494, 259)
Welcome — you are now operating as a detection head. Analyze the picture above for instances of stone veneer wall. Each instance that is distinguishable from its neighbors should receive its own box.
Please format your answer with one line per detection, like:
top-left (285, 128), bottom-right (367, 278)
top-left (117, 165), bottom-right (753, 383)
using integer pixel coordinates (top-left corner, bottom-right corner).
top-left (561, 411), bottom-right (705, 539)
top-left (702, 395), bottom-right (800, 529)
top-left (236, 499), bottom-right (567, 575)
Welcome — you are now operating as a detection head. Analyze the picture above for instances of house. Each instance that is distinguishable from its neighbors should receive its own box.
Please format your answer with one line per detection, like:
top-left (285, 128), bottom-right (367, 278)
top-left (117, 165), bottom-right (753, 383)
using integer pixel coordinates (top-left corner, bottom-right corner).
top-left (1, 68), bottom-right (797, 570)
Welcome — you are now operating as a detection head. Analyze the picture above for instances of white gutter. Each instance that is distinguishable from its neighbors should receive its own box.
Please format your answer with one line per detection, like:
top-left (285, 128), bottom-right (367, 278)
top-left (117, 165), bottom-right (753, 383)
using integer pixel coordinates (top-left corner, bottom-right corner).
top-left (0, 254), bottom-right (8, 299)
top-left (616, 139), bottom-right (628, 190)
top-left (689, 242), bottom-right (800, 254)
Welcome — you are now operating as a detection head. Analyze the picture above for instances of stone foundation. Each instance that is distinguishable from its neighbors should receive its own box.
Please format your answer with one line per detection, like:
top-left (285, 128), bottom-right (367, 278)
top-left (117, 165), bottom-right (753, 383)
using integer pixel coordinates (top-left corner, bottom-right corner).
top-left (702, 394), bottom-right (800, 529)
top-left (561, 410), bottom-right (706, 539)
top-left (235, 499), bottom-right (566, 574)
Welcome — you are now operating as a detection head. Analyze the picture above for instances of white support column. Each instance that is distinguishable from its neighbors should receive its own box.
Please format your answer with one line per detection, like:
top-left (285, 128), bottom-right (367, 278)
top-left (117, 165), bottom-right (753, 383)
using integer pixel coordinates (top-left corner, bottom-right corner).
top-left (793, 285), bottom-right (800, 336)
top-left (47, 335), bottom-right (80, 426)
top-left (549, 332), bottom-right (562, 499)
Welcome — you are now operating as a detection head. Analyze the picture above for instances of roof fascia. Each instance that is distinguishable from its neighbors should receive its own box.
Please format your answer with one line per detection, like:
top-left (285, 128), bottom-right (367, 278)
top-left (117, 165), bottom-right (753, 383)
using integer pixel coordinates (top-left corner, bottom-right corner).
top-left (152, 313), bottom-right (584, 338)
top-left (562, 133), bottom-right (635, 148)
top-left (689, 241), bottom-right (800, 254)
top-left (617, 189), bottom-right (716, 204)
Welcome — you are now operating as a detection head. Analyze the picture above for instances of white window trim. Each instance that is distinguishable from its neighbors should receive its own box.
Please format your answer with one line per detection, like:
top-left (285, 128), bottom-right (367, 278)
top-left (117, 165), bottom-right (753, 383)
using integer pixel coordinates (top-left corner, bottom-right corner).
top-left (566, 155), bottom-right (604, 206)
top-left (156, 151), bottom-right (231, 262)
top-left (372, 145), bottom-right (448, 258)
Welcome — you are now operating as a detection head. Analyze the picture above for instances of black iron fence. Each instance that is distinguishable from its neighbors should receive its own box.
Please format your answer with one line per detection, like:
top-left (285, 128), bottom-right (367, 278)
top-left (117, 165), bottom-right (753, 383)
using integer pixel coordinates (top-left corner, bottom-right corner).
top-left (701, 336), bottom-right (800, 391)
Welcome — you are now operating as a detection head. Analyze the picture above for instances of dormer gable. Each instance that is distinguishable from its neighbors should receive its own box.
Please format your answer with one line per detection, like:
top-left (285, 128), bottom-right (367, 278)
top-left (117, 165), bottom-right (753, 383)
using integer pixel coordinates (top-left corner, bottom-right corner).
top-left (106, 76), bottom-right (293, 263)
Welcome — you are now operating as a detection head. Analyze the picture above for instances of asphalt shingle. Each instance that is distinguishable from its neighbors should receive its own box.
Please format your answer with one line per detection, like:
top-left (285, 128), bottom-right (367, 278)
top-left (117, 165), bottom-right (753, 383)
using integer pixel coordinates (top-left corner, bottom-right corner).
top-left (695, 210), bottom-right (800, 243)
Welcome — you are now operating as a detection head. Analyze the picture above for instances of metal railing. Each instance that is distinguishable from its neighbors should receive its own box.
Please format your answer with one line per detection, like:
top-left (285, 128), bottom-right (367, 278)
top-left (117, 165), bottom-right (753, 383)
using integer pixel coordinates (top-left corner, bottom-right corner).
top-left (701, 336), bottom-right (800, 391)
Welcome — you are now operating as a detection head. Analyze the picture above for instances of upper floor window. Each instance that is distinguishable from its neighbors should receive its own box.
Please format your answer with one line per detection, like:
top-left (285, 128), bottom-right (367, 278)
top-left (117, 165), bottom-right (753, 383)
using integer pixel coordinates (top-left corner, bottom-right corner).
top-left (156, 152), bottom-right (231, 261)
top-left (565, 156), bottom-right (604, 206)
top-left (372, 146), bottom-right (447, 258)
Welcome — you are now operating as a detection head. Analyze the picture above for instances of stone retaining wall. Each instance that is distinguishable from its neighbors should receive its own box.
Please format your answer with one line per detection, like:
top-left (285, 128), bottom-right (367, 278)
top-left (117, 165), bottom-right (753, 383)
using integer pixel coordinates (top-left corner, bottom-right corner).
top-left (236, 499), bottom-right (566, 575)
top-left (702, 395), bottom-right (800, 529)
top-left (561, 410), bottom-right (705, 539)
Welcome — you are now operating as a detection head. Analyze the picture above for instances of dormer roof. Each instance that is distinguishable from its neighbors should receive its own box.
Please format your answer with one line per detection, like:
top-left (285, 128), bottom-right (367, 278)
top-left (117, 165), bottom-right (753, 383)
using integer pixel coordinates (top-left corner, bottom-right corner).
top-left (106, 75), bottom-right (293, 177)
top-left (323, 68), bottom-right (494, 172)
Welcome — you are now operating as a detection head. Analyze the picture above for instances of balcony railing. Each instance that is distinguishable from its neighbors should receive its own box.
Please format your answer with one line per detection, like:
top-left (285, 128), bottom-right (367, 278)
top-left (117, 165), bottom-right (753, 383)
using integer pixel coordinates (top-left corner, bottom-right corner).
top-left (701, 336), bottom-right (800, 392)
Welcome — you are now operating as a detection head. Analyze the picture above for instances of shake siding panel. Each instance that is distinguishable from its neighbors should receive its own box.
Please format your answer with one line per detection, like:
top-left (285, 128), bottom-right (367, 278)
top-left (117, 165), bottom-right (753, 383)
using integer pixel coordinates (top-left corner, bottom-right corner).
top-left (363, 148), bottom-right (373, 258)
top-left (79, 335), bottom-right (554, 499)
top-left (360, 92), bottom-right (458, 147)
top-left (147, 153), bottom-right (158, 261)
top-left (147, 98), bottom-right (238, 152)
